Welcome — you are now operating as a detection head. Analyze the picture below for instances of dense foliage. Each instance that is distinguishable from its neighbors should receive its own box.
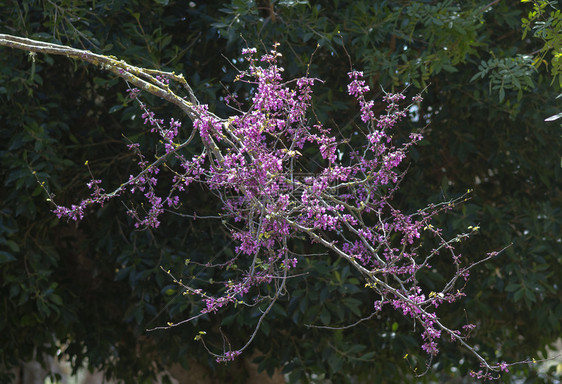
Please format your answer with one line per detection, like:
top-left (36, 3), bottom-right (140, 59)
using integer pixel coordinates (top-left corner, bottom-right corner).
top-left (0, 1), bottom-right (560, 383)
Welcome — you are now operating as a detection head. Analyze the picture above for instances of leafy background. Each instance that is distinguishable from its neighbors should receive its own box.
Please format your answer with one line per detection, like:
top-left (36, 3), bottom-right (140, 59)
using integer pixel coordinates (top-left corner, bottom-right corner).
top-left (0, 0), bottom-right (560, 383)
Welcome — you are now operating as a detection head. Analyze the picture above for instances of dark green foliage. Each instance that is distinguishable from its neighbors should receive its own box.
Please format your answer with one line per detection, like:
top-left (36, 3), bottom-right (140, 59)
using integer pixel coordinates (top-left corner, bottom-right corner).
top-left (0, 0), bottom-right (560, 383)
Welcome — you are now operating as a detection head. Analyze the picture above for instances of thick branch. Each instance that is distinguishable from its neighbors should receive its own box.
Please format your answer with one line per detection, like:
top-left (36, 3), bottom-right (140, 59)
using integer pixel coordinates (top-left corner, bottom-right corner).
top-left (0, 34), bottom-right (216, 123)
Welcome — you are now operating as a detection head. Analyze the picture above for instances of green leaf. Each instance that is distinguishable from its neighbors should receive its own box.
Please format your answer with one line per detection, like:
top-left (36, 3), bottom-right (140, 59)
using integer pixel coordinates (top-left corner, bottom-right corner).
top-left (109, 105), bottom-right (124, 113)
top-left (328, 353), bottom-right (343, 373)
top-left (342, 298), bottom-right (362, 317)
top-left (359, 351), bottom-right (376, 360)
top-left (261, 320), bottom-right (270, 336)
top-left (347, 344), bottom-right (366, 354)
top-left (505, 283), bottom-right (521, 292)
top-left (320, 309), bottom-right (331, 325)
top-left (50, 294), bottom-right (63, 306)
top-left (0, 251), bottom-right (16, 264)
top-left (5, 239), bottom-right (20, 252)
top-left (524, 289), bottom-right (536, 303)
top-left (443, 64), bottom-right (458, 73)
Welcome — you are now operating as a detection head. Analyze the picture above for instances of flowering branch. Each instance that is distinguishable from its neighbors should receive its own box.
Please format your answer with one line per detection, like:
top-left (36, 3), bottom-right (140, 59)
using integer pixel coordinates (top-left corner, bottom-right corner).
top-left (1, 34), bottom-right (514, 379)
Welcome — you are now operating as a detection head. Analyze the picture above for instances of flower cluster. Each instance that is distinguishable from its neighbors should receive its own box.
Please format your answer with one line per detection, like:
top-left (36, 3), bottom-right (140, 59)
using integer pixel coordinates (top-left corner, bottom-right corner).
top-left (46, 45), bottom-right (506, 378)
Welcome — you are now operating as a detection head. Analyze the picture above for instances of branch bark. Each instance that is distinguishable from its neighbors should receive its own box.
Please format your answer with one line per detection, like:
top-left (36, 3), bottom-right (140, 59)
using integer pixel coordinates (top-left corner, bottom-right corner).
top-left (0, 34), bottom-right (209, 122)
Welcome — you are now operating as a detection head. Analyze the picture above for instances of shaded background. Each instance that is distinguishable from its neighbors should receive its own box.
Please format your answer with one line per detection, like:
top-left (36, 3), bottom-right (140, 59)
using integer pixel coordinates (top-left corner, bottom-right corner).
top-left (0, 0), bottom-right (560, 382)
